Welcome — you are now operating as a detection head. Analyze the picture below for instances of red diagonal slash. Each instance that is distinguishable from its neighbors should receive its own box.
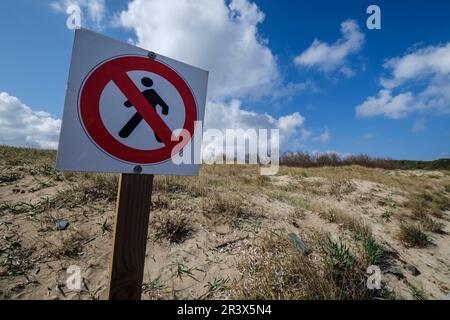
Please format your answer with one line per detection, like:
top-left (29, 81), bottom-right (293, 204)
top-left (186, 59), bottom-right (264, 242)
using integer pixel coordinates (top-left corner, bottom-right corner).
top-left (112, 72), bottom-right (174, 146)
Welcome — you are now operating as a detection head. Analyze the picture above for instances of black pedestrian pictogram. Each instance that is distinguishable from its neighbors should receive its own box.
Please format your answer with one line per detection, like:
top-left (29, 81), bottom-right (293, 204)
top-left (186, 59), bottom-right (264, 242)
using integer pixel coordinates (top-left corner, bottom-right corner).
top-left (119, 77), bottom-right (169, 142)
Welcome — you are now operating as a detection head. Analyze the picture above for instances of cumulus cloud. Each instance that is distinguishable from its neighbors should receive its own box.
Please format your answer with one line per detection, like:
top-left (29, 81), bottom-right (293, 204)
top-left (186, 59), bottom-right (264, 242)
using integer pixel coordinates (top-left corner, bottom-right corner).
top-left (356, 89), bottom-right (414, 119)
top-left (0, 92), bottom-right (61, 149)
top-left (204, 100), bottom-right (304, 144)
top-left (200, 100), bottom-right (305, 162)
top-left (357, 42), bottom-right (450, 119)
top-left (51, 0), bottom-right (106, 30)
top-left (313, 127), bottom-right (331, 143)
top-left (119, 0), bottom-right (279, 101)
top-left (294, 20), bottom-right (364, 76)
top-left (380, 43), bottom-right (450, 89)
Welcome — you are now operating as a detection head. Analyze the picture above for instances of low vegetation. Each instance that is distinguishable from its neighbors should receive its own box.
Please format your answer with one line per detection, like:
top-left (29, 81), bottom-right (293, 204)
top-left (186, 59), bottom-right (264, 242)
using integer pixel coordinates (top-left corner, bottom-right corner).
top-left (281, 152), bottom-right (450, 170)
top-left (318, 207), bottom-right (371, 240)
top-left (0, 145), bottom-right (449, 300)
top-left (232, 233), bottom-right (390, 300)
top-left (152, 211), bottom-right (193, 244)
top-left (398, 223), bottom-right (432, 248)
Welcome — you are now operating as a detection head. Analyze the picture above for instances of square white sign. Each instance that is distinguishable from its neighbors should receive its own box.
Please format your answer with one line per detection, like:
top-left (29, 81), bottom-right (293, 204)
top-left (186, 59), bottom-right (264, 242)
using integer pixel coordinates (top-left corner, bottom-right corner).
top-left (56, 29), bottom-right (208, 176)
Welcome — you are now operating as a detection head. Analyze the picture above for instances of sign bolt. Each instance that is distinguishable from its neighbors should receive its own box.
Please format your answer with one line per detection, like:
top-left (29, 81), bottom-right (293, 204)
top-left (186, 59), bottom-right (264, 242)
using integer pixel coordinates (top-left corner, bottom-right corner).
top-left (147, 51), bottom-right (156, 59)
top-left (133, 165), bottom-right (143, 174)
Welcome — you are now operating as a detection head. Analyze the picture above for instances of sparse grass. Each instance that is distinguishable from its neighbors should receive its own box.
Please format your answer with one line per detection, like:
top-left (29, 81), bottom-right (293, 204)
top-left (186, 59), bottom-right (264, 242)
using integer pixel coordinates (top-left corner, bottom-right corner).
top-left (0, 235), bottom-right (35, 276)
top-left (171, 260), bottom-right (204, 281)
top-left (52, 232), bottom-right (88, 258)
top-left (409, 283), bottom-right (428, 300)
top-left (203, 194), bottom-right (252, 226)
top-left (421, 216), bottom-right (445, 234)
top-left (280, 164), bottom-right (449, 196)
top-left (100, 219), bottom-right (112, 234)
top-left (151, 194), bottom-right (170, 210)
top-left (1, 173), bottom-right (118, 218)
top-left (29, 176), bottom-right (57, 192)
top-left (202, 277), bottom-right (230, 298)
top-left (0, 197), bottom-right (53, 216)
top-left (362, 237), bottom-right (385, 265)
top-left (407, 193), bottom-right (447, 233)
top-left (1, 145), bottom-right (449, 300)
top-left (319, 207), bottom-right (371, 239)
top-left (398, 223), bottom-right (432, 248)
top-left (0, 145), bottom-right (55, 166)
top-left (0, 170), bottom-right (23, 184)
top-left (377, 196), bottom-right (397, 208)
top-left (265, 190), bottom-right (311, 211)
top-left (153, 175), bottom-right (207, 197)
top-left (232, 232), bottom-right (382, 300)
top-left (407, 192), bottom-right (448, 219)
top-left (382, 210), bottom-right (393, 222)
top-left (81, 174), bottom-right (118, 202)
top-left (328, 179), bottom-right (356, 198)
top-left (239, 175), bottom-right (270, 187)
top-left (153, 211), bottom-right (193, 244)
top-left (142, 276), bottom-right (166, 298)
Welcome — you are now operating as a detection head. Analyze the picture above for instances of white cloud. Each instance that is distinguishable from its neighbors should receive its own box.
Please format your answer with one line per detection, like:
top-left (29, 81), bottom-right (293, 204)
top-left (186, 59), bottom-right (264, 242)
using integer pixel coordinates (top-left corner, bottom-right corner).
top-left (51, 0), bottom-right (106, 30)
top-left (363, 133), bottom-right (375, 140)
top-left (313, 127), bottom-right (331, 143)
top-left (357, 42), bottom-right (450, 119)
top-left (294, 20), bottom-right (364, 76)
top-left (205, 100), bottom-right (304, 141)
top-left (119, 0), bottom-right (279, 101)
top-left (356, 89), bottom-right (414, 119)
top-left (203, 100), bottom-right (305, 155)
top-left (0, 92), bottom-right (61, 149)
top-left (381, 43), bottom-right (450, 89)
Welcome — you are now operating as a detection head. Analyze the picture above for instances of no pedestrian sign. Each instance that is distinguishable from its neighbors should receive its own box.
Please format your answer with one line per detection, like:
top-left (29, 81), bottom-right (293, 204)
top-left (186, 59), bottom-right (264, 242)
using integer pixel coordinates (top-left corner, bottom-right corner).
top-left (56, 29), bottom-right (208, 175)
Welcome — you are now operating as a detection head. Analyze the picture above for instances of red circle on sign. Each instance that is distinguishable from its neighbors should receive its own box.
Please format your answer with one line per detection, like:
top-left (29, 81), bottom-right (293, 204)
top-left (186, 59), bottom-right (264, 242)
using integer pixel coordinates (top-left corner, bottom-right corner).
top-left (79, 55), bottom-right (197, 164)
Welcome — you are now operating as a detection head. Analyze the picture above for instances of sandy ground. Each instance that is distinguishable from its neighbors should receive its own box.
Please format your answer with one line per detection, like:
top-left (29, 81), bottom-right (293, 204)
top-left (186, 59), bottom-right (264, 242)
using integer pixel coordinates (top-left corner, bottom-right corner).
top-left (0, 156), bottom-right (449, 300)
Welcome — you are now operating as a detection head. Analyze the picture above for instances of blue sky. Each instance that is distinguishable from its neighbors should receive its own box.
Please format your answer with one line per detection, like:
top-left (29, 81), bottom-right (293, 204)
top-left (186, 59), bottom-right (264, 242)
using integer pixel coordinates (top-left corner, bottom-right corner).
top-left (0, 0), bottom-right (449, 160)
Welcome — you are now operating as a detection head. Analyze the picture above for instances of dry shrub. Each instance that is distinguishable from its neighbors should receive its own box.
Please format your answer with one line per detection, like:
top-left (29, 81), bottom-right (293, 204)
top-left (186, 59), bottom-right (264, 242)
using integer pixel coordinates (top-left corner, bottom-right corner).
top-left (152, 211), bottom-right (193, 244)
top-left (151, 194), bottom-right (171, 210)
top-left (203, 194), bottom-right (251, 226)
top-left (280, 152), bottom-right (395, 169)
top-left (50, 174), bottom-right (118, 209)
top-left (398, 223), bottom-right (432, 247)
top-left (328, 179), bottom-right (356, 198)
top-left (83, 174), bottom-right (118, 202)
top-left (52, 232), bottom-right (89, 258)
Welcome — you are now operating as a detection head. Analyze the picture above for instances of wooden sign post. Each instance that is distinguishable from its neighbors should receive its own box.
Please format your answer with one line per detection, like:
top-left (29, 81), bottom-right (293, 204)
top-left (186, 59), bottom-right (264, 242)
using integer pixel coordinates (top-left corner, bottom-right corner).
top-left (107, 173), bottom-right (154, 300)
